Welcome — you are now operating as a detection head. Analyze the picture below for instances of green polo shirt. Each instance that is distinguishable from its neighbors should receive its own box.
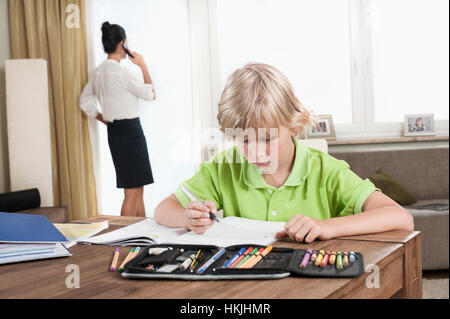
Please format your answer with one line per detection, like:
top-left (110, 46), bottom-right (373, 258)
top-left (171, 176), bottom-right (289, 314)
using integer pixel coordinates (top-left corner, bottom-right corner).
top-left (173, 137), bottom-right (379, 221)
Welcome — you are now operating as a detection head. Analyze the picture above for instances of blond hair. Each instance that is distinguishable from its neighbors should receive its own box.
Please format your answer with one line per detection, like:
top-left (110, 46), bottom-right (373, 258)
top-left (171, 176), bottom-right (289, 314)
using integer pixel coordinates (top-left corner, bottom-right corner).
top-left (217, 63), bottom-right (318, 137)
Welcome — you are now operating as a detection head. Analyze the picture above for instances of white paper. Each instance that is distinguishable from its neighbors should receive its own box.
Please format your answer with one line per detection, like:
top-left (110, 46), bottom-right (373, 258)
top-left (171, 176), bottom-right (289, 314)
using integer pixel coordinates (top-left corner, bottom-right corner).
top-left (77, 216), bottom-right (285, 248)
top-left (169, 216), bottom-right (286, 247)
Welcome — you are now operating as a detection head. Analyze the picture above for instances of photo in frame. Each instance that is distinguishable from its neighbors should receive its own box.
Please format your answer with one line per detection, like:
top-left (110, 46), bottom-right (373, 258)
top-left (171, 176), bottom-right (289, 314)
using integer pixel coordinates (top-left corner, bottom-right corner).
top-left (306, 114), bottom-right (336, 140)
top-left (404, 114), bottom-right (435, 136)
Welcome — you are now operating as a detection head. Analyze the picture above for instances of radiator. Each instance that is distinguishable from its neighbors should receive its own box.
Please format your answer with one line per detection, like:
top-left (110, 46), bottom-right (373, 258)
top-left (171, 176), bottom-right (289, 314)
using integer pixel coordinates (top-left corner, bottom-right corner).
top-left (5, 59), bottom-right (53, 206)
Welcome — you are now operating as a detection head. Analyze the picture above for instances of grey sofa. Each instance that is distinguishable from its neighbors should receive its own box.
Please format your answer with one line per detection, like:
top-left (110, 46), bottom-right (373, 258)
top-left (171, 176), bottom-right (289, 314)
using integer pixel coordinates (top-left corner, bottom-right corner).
top-left (331, 147), bottom-right (449, 270)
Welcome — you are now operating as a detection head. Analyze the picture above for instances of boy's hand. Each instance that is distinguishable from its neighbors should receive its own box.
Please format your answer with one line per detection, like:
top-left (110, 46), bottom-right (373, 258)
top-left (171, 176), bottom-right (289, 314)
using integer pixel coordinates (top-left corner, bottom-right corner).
top-left (184, 200), bottom-right (217, 234)
top-left (275, 214), bottom-right (334, 243)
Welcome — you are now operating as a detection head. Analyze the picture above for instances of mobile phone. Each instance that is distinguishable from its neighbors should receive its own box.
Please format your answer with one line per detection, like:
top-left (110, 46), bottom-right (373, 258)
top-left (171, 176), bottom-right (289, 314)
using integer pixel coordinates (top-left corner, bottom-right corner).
top-left (122, 42), bottom-right (135, 59)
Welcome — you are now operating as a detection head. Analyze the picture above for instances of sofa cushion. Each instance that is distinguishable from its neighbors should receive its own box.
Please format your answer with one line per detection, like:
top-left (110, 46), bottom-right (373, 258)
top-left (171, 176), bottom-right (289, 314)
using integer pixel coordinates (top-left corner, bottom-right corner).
top-left (368, 168), bottom-right (418, 205)
top-left (330, 148), bottom-right (449, 200)
top-left (405, 199), bottom-right (449, 270)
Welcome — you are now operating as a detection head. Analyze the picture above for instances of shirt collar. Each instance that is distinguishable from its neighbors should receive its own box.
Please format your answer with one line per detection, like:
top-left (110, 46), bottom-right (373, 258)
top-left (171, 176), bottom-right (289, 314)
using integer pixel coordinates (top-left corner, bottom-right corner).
top-left (241, 137), bottom-right (311, 189)
top-left (105, 58), bottom-right (120, 65)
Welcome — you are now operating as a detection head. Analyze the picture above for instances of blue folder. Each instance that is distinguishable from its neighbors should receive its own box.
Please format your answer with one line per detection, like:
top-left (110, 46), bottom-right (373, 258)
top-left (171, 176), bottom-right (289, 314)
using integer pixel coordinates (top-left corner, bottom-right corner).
top-left (0, 212), bottom-right (68, 243)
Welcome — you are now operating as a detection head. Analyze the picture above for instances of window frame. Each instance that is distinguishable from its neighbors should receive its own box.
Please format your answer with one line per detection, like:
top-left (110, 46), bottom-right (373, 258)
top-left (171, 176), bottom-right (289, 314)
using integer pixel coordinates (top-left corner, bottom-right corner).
top-left (191, 0), bottom-right (449, 140)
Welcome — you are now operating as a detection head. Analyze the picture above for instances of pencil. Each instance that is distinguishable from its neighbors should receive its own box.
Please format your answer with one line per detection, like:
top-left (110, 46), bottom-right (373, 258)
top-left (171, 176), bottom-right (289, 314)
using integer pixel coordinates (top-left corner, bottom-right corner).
top-left (181, 185), bottom-right (220, 223)
top-left (246, 245), bottom-right (273, 268)
top-left (109, 248), bottom-right (120, 272)
top-left (196, 247), bottom-right (226, 274)
top-left (189, 249), bottom-right (202, 272)
top-left (131, 246), bottom-right (141, 260)
top-left (240, 248), bottom-right (264, 268)
top-left (236, 248), bottom-right (259, 268)
top-left (118, 247), bottom-right (135, 273)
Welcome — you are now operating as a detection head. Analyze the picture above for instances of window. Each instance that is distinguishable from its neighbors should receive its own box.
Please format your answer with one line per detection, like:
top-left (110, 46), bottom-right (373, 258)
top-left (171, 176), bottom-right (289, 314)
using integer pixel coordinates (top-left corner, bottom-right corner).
top-left (85, 0), bottom-right (194, 215)
top-left (216, 0), bottom-right (354, 125)
top-left (368, 0), bottom-right (449, 123)
top-left (207, 0), bottom-right (449, 138)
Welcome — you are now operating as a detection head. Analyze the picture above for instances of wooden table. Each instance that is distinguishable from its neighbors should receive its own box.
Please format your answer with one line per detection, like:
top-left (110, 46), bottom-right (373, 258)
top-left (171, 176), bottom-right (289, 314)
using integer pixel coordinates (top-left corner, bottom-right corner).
top-left (0, 215), bottom-right (422, 299)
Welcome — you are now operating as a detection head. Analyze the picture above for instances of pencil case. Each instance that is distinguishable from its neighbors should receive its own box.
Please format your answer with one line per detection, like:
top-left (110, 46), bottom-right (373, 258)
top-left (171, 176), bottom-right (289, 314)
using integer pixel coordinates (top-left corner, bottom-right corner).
top-left (121, 244), bottom-right (365, 280)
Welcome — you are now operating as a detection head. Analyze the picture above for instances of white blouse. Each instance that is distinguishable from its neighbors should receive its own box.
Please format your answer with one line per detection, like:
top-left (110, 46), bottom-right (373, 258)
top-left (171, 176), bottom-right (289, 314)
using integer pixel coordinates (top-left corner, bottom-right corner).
top-left (80, 59), bottom-right (155, 122)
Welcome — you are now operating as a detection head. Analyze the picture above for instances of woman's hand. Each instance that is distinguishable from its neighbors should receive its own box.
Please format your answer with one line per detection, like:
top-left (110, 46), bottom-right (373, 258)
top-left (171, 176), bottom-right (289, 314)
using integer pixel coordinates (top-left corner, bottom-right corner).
top-left (96, 113), bottom-right (109, 125)
top-left (276, 214), bottom-right (335, 243)
top-left (128, 51), bottom-right (153, 86)
top-left (183, 200), bottom-right (217, 234)
top-left (128, 51), bottom-right (146, 67)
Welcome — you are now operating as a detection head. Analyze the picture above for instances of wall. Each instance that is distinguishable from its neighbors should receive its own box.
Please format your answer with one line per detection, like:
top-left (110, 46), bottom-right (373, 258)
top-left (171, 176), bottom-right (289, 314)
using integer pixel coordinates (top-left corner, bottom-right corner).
top-left (0, 0), bottom-right (11, 194)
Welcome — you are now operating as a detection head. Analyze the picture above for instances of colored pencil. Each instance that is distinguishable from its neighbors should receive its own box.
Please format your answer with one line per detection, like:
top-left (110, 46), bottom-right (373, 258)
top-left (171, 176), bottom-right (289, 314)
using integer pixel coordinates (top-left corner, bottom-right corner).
top-left (228, 247), bottom-right (253, 268)
top-left (236, 248), bottom-right (259, 268)
top-left (196, 247), bottom-right (226, 274)
top-left (239, 248), bottom-right (264, 268)
top-left (222, 247), bottom-right (246, 268)
top-left (109, 248), bottom-right (120, 272)
top-left (118, 248), bottom-right (135, 273)
top-left (246, 245), bottom-right (273, 268)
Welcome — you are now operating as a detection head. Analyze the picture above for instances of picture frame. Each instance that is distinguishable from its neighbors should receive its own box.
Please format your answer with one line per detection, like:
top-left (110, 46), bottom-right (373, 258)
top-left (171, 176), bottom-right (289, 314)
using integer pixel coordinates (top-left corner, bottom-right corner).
top-left (404, 113), bottom-right (435, 136)
top-left (306, 114), bottom-right (336, 140)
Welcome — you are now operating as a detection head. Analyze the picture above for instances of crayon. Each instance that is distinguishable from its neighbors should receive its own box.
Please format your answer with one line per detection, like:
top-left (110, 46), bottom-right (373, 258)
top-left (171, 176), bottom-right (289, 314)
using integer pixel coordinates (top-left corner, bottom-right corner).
top-left (343, 252), bottom-right (349, 267)
top-left (349, 251), bottom-right (356, 263)
top-left (329, 251), bottom-right (336, 265)
top-left (109, 248), bottom-right (120, 272)
top-left (310, 250), bottom-right (318, 262)
top-left (336, 252), bottom-right (343, 270)
top-left (320, 251), bottom-right (330, 268)
top-left (299, 249), bottom-right (313, 269)
top-left (314, 249), bottom-right (325, 267)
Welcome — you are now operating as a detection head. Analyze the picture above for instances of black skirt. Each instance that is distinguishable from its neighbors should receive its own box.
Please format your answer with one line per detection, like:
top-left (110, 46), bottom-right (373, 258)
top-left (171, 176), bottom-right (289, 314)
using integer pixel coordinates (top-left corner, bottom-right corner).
top-left (107, 118), bottom-right (154, 188)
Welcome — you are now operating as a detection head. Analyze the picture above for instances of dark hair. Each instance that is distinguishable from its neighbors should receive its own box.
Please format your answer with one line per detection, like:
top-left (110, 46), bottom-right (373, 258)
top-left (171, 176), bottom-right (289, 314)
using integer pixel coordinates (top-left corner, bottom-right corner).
top-left (101, 21), bottom-right (126, 54)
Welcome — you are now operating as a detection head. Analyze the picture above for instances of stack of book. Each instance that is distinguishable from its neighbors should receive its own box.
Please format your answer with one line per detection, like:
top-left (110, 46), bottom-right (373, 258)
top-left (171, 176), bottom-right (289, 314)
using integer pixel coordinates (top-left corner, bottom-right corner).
top-left (0, 212), bottom-right (71, 265)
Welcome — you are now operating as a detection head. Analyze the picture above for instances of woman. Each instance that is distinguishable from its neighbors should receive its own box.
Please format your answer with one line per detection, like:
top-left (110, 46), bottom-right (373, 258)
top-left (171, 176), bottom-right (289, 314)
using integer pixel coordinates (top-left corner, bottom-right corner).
top-left (80, 21), bottom-right (156, 217)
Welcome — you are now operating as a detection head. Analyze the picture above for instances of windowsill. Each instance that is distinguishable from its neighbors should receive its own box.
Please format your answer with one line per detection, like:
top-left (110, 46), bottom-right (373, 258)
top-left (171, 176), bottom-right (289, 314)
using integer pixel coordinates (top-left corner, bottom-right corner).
top-left (327, 135), bottom-right (449, 146)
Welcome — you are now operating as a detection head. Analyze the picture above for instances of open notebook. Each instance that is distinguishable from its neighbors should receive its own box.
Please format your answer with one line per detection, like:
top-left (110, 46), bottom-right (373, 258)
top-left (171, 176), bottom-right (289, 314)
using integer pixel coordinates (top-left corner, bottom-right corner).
top-left (53, 221), bottom-right (109, 248)
top-left (78, 217), bottom-right (286, 247)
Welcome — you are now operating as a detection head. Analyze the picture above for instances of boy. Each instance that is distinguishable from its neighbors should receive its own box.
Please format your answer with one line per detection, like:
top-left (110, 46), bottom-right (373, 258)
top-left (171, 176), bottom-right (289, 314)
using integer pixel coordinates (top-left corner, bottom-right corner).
top-left (154, 63), bottom-right (413, 243)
